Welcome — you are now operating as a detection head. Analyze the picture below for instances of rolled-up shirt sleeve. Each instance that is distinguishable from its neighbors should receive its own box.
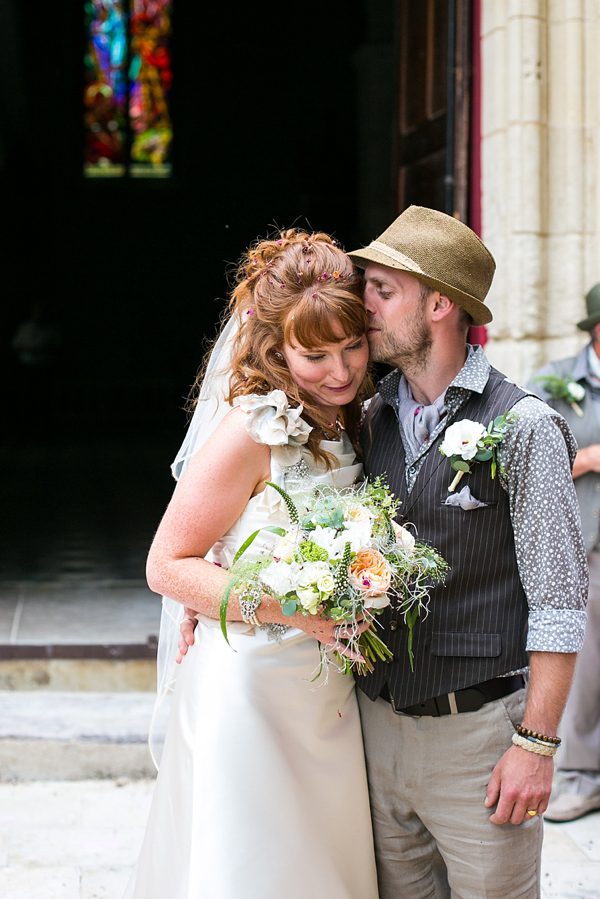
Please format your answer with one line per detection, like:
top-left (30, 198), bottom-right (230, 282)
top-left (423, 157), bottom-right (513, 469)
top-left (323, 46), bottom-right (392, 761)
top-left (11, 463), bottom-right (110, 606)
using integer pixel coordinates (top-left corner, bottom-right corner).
top-left (498, 395), bottom-right (588, 652)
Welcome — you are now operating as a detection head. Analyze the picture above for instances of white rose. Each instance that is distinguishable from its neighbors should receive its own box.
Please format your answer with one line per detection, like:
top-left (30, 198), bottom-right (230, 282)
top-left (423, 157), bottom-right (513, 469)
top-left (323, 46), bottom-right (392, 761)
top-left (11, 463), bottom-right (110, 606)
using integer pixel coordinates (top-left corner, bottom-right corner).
top-left (393, 521), bottom-right (416, 553)
top-left (567, 381), bottom-right (585, 401)
top-left (297, 561), bottom-right (329, 587)
top-left (439, 420), bottom-right (486, 460)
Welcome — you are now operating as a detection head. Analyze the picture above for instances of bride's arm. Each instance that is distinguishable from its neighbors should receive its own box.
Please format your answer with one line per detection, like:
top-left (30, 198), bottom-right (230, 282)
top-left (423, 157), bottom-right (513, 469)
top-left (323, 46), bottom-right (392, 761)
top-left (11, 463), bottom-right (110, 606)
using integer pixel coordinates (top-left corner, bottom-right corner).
top-left (146, 408), bottom-right (349, 645)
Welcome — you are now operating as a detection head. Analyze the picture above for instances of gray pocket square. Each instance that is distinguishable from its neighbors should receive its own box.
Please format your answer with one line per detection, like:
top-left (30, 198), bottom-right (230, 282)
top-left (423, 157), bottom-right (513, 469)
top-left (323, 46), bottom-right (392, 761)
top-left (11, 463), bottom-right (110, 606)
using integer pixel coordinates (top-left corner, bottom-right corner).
top-left (444, 486), bottom-right (488, 510)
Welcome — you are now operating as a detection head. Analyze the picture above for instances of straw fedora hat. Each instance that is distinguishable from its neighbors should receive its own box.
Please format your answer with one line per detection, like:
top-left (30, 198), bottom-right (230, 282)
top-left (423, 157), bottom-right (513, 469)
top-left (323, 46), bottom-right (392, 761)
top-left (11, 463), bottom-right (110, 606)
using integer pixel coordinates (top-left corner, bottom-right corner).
top-left (348, 205), bottom-right (496, 326)
top-left (577, 283), bottom-right (600, 331)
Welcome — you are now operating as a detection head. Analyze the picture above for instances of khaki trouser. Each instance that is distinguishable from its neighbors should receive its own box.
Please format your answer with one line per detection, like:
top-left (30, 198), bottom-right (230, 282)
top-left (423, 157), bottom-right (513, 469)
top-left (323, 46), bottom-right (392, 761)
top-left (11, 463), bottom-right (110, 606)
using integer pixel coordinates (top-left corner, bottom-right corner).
top-left (358, 687), bottom-right (543, 899)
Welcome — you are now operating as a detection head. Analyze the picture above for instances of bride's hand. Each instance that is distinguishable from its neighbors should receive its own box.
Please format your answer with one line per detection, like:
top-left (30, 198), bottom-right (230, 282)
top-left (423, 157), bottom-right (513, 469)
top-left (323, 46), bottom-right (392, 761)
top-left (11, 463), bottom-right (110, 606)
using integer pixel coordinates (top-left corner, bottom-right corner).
top-left (290, 614), bottom-right (372, 661)
top-left (176, 609), bottom-right (198, 664)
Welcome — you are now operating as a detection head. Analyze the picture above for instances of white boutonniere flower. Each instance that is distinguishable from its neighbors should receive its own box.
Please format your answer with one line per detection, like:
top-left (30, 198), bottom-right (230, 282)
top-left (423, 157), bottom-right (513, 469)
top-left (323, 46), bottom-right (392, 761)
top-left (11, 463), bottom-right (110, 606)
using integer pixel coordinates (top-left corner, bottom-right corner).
top-left (439, 411), bottom-right (519, 492)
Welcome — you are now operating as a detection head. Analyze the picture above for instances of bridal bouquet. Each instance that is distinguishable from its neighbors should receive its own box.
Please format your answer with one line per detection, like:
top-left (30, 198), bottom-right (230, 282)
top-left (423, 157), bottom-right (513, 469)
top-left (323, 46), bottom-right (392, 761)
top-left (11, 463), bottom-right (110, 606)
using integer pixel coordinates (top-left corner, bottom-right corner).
top-left (220, 477), bottom-right (449, 676)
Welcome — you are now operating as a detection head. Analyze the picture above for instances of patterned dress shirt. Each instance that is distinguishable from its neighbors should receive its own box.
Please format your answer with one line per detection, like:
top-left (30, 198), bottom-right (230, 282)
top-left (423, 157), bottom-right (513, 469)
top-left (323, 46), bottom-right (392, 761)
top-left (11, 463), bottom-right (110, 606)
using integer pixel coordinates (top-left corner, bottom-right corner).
top-left (376, 345), bottom-right (588, 654)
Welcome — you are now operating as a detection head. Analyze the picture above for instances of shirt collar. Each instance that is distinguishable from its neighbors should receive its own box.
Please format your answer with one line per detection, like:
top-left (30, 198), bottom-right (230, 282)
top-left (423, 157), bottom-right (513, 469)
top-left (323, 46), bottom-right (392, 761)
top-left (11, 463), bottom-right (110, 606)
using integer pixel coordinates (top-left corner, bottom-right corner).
top-left (377, 344), bottom-right (490, 412)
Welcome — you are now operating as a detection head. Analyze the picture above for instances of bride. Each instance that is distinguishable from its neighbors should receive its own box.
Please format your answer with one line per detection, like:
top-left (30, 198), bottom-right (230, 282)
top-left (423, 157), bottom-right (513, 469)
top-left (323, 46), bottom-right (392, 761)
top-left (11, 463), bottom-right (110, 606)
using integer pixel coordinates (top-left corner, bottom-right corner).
top-left (124, 229), bottom-right (379, 899)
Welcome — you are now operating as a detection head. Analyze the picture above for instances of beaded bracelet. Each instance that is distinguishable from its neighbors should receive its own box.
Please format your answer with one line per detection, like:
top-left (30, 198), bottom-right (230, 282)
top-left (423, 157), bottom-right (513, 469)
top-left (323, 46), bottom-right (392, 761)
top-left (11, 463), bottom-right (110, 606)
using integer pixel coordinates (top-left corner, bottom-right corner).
top-left (512, 733), bottom-right (558, 757)
top-left (515, 724), bottom-right (561, 746)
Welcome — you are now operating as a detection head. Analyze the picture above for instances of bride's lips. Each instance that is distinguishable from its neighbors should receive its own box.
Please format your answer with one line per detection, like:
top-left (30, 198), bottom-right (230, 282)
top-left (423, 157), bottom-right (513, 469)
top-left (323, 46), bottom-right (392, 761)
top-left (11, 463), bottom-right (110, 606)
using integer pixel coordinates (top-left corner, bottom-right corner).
top-left (326, 381), bottom-right (355, 393)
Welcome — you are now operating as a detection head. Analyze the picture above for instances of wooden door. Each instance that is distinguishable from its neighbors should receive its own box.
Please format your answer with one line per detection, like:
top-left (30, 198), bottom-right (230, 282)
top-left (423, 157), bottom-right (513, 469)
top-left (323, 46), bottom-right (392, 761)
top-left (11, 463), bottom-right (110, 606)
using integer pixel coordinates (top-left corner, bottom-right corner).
top-left (397, 0), bottom-right (472, 222)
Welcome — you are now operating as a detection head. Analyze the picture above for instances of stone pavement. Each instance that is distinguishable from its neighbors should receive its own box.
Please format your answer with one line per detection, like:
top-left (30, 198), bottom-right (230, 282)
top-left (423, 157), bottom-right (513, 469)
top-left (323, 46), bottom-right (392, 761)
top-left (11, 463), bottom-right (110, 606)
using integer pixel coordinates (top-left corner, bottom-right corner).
top-left (0, 776), bottom-right (598, 899)
top-left (1, 437), bottom-right (599, 897)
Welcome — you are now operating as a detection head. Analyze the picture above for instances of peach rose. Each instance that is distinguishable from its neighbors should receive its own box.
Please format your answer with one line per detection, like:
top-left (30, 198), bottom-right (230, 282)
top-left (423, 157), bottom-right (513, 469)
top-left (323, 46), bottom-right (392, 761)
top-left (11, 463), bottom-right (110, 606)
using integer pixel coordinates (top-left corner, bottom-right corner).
top-left (349, 548), bottom-right (392, 598)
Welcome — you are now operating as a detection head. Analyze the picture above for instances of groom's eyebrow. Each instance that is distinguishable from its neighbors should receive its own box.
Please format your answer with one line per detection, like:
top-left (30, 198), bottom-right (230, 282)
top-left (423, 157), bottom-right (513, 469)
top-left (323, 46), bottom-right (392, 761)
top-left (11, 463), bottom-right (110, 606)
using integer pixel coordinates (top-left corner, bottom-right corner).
top-left (366, 275), bottom-right (393, 289)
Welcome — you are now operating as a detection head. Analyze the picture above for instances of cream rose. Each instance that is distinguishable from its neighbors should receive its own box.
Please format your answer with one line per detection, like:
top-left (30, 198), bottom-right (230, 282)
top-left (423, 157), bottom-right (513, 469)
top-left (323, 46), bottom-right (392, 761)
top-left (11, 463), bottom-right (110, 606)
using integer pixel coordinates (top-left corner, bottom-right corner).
top-left (393, 521), bottom-right (416, 554)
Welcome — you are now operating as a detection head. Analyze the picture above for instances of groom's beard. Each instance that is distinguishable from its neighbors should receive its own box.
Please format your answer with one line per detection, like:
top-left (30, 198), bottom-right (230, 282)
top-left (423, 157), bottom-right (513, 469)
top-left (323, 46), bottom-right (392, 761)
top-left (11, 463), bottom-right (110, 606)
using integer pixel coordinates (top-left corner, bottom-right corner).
top-left (368, 305), bottom-right (433, 374)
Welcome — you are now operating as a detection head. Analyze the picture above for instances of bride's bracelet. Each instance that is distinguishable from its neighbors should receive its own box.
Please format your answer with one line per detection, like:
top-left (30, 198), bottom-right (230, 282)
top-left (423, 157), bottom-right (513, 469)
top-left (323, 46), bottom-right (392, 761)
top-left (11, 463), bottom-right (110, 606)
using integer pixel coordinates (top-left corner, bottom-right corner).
top-left (238, 584), bottom-right (262, 627)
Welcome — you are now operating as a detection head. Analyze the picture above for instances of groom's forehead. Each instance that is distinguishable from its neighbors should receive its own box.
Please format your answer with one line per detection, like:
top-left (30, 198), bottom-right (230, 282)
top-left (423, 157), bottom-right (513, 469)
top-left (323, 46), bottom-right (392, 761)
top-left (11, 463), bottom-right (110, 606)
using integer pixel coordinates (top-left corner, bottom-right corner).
top-left (364, 263), bottom-right (418, 290)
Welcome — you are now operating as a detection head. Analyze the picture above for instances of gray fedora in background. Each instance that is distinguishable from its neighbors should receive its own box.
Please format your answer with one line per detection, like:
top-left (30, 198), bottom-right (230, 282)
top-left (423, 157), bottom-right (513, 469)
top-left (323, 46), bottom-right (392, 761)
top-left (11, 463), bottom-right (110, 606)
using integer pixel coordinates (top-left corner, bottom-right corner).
top-left (577, 283), bottom-right (600, 331)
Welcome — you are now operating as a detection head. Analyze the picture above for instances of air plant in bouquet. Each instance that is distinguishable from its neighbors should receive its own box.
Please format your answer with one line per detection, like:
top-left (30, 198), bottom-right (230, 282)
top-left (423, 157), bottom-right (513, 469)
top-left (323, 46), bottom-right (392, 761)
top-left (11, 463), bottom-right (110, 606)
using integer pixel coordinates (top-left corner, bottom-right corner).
top-left (220, 477), bottom-right (449, 677)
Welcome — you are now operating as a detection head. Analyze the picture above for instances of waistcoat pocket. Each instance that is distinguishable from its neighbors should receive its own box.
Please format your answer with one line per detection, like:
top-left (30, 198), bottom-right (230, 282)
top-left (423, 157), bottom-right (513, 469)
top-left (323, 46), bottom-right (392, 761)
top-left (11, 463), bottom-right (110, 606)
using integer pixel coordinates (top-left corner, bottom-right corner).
top-left (431, 632), bottom-right (502, 657)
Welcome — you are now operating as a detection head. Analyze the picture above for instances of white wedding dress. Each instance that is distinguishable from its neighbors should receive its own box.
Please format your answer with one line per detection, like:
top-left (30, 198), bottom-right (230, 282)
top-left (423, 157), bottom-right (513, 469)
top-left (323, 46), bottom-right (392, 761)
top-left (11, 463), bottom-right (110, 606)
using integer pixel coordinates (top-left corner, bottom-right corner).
top-left (124, 403), bottom-right (379, 899)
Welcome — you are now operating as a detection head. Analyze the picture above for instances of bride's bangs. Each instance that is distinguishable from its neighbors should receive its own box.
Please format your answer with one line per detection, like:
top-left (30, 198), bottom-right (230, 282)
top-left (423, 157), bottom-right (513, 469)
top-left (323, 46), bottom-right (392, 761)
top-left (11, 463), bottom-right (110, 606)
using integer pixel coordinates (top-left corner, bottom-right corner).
top-left (283, 290), bottom-right (367, 349)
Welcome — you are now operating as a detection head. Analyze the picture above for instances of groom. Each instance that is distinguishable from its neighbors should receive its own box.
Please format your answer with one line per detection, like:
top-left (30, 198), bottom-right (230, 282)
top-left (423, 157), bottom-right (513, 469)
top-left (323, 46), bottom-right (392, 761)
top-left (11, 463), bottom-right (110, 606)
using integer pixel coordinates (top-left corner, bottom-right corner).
top-left (347, 206), bottom-right (587, 898)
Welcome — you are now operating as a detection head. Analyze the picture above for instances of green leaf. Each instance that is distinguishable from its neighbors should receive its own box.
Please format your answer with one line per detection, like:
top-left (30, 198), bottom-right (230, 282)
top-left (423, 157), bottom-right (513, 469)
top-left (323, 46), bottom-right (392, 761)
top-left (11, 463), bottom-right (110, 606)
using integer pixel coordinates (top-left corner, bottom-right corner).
top-left (493, 415), bottom-right (506, 428)
top-left (474, 449), bottom-right (492, 462)
top-left (232, 526), bottom-right (286, 565)
top-left (281, 599), bottom-right (298, 616)
top-left (219, 582), bottom-right (236, 648)
top-left (452, 459), bottom-right (471, 472)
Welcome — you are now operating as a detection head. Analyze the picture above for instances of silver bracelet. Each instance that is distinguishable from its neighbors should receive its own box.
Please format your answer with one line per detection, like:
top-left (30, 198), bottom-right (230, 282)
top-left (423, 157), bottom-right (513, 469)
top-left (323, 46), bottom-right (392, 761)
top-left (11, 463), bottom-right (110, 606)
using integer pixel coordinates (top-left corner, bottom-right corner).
top-left (238, 584), bottom-right (262, 627)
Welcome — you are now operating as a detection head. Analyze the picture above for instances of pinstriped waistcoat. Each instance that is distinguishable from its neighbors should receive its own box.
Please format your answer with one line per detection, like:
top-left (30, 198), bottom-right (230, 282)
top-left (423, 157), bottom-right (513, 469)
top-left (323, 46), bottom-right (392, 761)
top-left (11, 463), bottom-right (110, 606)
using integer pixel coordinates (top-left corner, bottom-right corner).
top-left (356, 368), bottom-right (530, 707)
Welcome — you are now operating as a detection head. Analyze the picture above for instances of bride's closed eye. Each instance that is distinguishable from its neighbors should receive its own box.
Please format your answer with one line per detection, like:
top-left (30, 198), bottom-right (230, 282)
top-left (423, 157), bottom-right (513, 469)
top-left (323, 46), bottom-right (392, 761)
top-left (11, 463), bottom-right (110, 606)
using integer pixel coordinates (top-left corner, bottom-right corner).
top-left (305, 338), bottom-right (366, 363)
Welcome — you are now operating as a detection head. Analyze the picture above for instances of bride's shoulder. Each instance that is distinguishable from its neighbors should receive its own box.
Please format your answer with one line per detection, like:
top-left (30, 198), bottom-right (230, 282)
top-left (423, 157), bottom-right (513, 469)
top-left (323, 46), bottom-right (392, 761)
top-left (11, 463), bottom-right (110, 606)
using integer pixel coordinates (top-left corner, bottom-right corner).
top-left (231, 389), bottom-right (312, 449)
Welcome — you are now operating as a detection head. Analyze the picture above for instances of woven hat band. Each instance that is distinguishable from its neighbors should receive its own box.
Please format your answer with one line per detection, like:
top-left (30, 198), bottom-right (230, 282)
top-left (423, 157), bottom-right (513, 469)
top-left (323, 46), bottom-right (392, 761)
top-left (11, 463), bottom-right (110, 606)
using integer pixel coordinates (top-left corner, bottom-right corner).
top-left (368, 241), bottom-right (425, 275)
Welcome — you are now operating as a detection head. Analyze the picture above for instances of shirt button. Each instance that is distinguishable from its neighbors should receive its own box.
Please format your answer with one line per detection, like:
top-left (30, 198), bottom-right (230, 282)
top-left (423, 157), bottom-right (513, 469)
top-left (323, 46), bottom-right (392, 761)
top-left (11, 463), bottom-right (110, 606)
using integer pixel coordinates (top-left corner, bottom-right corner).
top-left (389, 620), bottom-right (398, 631)
top-left (595, 483), bottom-right (600, 492)
top-left (593, 510), bottom-right (600, 518)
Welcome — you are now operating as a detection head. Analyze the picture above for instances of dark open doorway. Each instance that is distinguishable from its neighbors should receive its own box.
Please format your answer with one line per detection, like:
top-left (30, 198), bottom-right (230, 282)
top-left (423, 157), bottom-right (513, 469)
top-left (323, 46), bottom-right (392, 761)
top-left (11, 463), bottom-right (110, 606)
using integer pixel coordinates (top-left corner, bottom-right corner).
top-left (0, 0), bottom-right (473, 598)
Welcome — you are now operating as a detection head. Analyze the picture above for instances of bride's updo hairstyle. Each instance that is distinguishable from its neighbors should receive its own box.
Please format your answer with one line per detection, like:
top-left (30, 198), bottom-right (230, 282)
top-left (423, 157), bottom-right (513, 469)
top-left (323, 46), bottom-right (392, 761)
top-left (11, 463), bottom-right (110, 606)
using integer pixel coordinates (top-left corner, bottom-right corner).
top-left (200, 229), bottom-right (372, 467)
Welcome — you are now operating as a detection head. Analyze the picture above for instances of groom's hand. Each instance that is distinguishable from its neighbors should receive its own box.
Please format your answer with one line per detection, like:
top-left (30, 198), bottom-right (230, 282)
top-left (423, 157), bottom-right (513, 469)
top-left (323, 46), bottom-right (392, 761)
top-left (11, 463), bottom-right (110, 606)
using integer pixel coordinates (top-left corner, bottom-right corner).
top-left (177, 609), bottom-right (198, 663)
top-left (484, 745), bottom-right (553, 825)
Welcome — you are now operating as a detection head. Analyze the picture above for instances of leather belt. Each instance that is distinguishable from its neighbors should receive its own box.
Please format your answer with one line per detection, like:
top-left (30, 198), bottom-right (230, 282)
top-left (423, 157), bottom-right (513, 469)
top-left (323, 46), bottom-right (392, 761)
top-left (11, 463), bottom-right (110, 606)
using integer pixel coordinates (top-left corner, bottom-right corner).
top-left (380, 674), bottom-right (525, 717)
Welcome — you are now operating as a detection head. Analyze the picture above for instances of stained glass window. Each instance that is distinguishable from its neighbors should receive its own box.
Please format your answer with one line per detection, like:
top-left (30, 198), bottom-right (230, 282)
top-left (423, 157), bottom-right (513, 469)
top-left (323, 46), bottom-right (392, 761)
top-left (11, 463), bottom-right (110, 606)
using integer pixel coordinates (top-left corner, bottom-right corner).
top-left (84, 0), bottom-right (173, 178)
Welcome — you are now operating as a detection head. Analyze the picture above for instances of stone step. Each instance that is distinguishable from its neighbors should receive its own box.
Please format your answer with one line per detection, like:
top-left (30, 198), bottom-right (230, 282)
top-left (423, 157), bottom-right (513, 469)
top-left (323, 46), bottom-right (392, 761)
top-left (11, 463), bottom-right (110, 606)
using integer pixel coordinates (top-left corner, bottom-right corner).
top-left (0, 654), bottom-right (157, 692)
top-left (0, 691), bottom-right (162, 781)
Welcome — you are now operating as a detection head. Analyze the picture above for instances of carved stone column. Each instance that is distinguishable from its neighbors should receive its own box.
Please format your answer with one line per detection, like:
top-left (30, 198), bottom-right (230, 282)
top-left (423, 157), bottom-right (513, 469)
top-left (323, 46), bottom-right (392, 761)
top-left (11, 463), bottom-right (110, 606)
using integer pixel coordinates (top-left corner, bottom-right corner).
top-left (480, 0), bottom-right (599, 383)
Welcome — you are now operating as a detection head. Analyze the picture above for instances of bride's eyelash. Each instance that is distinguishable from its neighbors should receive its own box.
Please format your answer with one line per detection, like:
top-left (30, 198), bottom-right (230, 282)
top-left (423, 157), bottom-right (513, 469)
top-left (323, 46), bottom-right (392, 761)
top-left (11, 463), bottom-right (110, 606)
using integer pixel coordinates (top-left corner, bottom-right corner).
top-left (305, 339), bottom-right (365, 362)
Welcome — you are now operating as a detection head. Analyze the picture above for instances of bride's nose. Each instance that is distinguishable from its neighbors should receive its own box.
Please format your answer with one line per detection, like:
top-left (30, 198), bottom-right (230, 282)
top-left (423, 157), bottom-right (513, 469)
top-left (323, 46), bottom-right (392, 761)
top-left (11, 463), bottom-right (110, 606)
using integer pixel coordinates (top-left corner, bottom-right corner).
top-left (329, 354), bottom-right (350, 382)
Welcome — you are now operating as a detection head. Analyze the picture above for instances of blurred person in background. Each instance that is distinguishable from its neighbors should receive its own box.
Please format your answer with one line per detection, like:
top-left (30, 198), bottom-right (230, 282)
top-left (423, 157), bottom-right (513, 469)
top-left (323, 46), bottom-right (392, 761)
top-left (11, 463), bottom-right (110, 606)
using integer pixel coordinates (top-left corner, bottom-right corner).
top-left (527, 283), bottom-right (600, 822)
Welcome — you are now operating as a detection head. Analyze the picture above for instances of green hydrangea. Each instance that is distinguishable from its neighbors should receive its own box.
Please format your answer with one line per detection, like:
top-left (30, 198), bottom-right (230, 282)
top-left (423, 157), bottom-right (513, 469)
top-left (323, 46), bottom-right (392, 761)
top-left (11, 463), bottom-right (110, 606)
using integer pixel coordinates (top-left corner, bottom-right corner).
top-left (299, 540), bottom-right (329, 562)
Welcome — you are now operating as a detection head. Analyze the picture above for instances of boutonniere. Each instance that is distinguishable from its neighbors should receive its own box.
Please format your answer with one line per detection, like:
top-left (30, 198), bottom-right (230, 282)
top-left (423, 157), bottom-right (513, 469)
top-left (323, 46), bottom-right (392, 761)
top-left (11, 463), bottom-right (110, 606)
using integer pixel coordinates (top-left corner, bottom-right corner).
top-left (532, 374), bottom-right (585, 417)
top-left (439, 411), bottom-right (519, 492)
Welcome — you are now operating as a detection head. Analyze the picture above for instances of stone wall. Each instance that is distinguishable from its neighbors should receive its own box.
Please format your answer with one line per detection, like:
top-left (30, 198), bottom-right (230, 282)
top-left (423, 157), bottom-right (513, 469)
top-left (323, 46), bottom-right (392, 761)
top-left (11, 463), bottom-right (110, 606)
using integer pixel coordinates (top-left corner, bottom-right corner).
top-left (480, 0), bottom-right (600, 384)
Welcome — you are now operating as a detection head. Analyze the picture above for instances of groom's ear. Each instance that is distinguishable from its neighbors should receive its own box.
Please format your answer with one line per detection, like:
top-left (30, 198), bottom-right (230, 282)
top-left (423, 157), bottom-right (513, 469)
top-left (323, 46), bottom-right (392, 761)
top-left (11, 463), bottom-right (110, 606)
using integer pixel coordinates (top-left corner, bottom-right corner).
top-left (430, 292), bottom-right (455, 322)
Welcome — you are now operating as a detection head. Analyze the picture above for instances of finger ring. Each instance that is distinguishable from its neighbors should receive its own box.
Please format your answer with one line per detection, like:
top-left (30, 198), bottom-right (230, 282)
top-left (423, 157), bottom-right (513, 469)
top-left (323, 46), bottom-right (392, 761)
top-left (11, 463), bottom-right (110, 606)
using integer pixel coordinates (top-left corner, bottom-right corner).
top-left (526, 810), bottom-right (537, 817)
